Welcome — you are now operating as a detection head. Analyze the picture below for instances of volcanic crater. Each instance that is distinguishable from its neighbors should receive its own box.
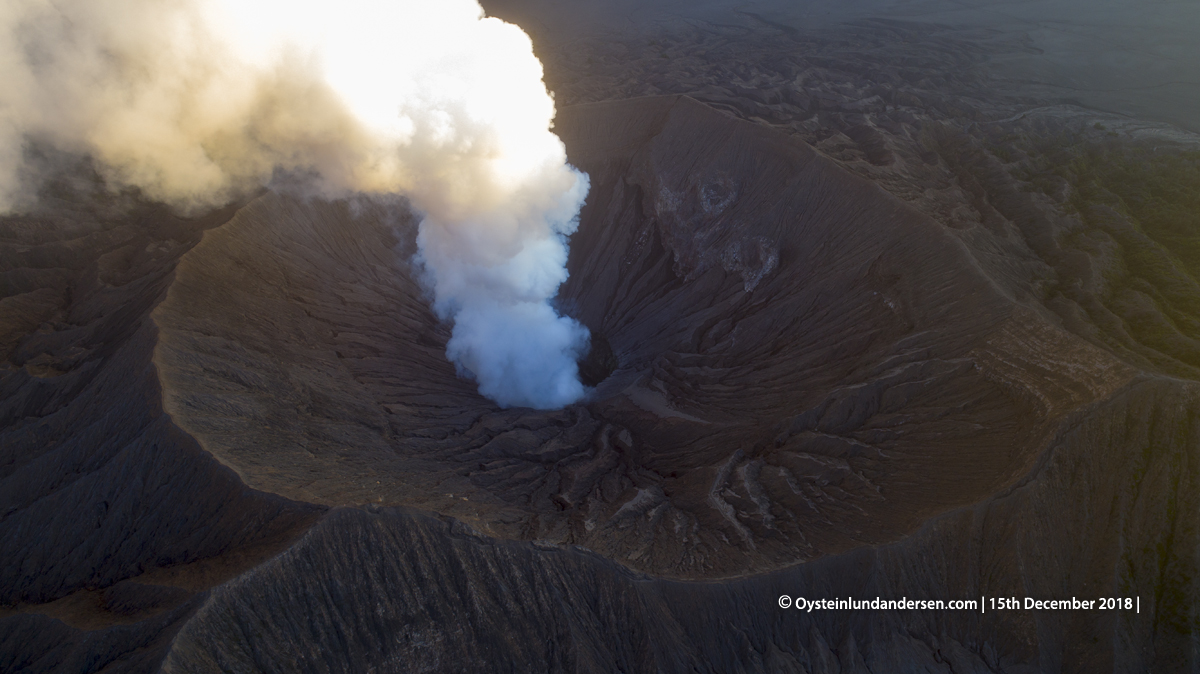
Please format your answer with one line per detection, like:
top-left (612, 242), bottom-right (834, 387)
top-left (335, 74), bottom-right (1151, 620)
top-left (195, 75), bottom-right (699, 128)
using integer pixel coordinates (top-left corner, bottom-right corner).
top-left (150, 95), bottom-right (1132, 579)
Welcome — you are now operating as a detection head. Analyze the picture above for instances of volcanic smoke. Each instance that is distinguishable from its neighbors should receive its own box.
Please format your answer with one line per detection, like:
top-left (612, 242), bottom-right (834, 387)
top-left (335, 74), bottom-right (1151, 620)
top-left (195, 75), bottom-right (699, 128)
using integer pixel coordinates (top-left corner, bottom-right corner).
top-left (0, 0), bottom-right (591, 408)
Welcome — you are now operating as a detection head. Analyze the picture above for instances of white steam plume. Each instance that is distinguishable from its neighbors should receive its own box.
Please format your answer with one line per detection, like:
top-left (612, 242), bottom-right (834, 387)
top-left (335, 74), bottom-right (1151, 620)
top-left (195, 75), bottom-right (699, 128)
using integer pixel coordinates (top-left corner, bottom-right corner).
top-left (0, 0), bottom-right (591, 409)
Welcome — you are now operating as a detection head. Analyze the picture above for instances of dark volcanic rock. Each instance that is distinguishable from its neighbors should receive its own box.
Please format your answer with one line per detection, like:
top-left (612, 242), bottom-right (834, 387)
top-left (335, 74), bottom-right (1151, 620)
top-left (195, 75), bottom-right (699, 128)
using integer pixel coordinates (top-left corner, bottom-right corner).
top-left (577, 332), bottom-right (619, 387)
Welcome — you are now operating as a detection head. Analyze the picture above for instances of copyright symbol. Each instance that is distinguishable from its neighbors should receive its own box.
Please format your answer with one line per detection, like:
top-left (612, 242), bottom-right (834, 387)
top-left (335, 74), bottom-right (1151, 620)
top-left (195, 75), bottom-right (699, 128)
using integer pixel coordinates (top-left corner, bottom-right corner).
top-left (778, 595), bottom-right (792, 609)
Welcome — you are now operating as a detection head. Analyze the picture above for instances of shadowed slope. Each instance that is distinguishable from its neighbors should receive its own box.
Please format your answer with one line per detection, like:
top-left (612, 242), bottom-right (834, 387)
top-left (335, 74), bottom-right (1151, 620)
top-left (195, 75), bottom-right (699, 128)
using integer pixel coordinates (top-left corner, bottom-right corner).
top-left (0, 167), bottom-right (322, 673)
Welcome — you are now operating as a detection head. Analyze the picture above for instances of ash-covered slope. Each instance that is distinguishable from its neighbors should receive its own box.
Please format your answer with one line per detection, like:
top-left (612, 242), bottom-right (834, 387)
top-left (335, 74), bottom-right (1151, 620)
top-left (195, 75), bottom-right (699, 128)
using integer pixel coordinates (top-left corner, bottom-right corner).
top-left (150, 95), bottom-right (1199, 671)
top-left (0, 165), bottom-right (322, 673)
top-left (162, 374), bottom-right (1198, 673)
top-left (3, 95), bottom-right (1198, 673)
